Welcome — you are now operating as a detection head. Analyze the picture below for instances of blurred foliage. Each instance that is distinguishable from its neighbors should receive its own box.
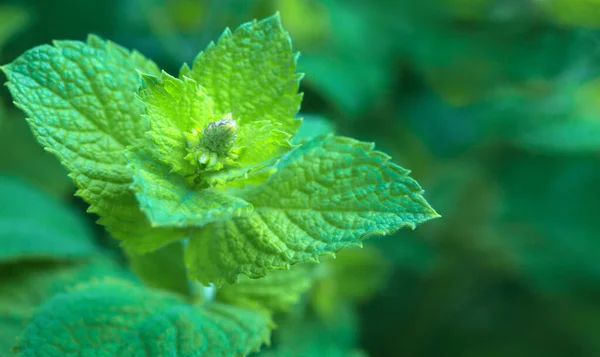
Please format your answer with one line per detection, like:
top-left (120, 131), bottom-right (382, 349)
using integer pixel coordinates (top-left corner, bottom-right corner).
top-left (2, 0), bottom-right (600, 356)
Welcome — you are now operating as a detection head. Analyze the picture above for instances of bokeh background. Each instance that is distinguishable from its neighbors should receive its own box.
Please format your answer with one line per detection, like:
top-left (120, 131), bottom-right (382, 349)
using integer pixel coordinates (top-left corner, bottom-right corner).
top-left (2, 0), bottom-right (600, 356)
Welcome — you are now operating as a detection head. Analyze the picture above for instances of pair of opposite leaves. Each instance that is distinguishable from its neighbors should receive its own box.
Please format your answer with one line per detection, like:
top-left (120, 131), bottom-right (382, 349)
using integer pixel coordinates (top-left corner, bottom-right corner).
top-left (2, 14), bottom-right (438, 286)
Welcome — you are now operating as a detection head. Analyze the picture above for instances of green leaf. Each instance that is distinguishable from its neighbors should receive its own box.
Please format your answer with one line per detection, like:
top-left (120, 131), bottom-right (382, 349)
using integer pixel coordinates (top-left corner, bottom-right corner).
top-left (292, 114), bottom-right (336, 144)
top-left (257, 304), bottom-right (366, 357)
top-left (136, 71), bottom-right (216, 176)
top-left (0, 176), bottom-right (96, 263)
top-left (185, 13), bottom-right (302, 135)
top-left (127, 241), bottom-right (197, 298)
top-left (127, 147), bottom-right (252, 228)
top-left (186, 135), bottom-right (439, 285)
top-left (0, 258), bottom-right (134, 357)
top-left (0, 6), bottom-right (29, 51)
top-left (311, 247), bottom-right (390, 320)
top-left (0, 109), bottom-right (73, 198)
top-left (1, 35), bottom-right (184, 252)
top-left (217, 263), bottom-right (315, 313)
top-left (14, 279), bottom-right (272, 357)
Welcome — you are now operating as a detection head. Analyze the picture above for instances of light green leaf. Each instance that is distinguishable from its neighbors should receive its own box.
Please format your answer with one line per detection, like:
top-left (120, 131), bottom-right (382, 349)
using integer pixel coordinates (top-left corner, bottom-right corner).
top-left (2, 35), bottom-right (184, 252)
top-left (186, 135), bottom-right (439, 285)
top-left (14, 279), bottom-right (272, 357)
top-left (185, 13), bottom-right (302, 135)
top-left (137, 71), bottom-right (215, 176)
top-left (217, 263), bottom-right (315, 312)
top-left (127, 147), bottom-right (252, 227)
top-left (0, 176), bottom-right (96, 263)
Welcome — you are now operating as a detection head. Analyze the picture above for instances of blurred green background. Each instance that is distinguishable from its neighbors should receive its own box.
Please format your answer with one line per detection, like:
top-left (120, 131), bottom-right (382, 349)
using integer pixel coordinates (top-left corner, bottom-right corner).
top-left (2, 0), bottom-right (600, 356)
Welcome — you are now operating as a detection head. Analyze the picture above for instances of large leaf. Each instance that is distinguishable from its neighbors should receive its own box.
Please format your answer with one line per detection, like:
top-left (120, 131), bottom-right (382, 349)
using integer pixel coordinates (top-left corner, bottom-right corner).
top-left (184, 13), bottom-right (302, 134)
top-left (14, 279), bottom-right (272, 357)
top-left (186, 135), bottom-right (439, 285)
top-left (0, 176), bottom-right (96, 263)
top-left (2, 35), bottom-right (185, 252)
top-left (0, 258), bottom-right (134, 357)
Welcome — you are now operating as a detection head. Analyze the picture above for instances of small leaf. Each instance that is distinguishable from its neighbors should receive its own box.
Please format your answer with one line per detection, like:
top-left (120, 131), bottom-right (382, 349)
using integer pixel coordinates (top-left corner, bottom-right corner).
top-left (217, 263), bottom-right (315, 312)
top-left (127, 241), bottom-right (196, 298)
top-left (14, 279), bottom-right (272, 357)
top-left (137, 71), bottom-right (215, 176)
top-left (186, 135), bottom-right (439, 285)
top-left (2, 35), bottom-right (185, 252)
top-left (292, 114), bottom-right (336, 144)
top-left (185, 13), bottom-right (303, 135)
top-left (0, 176), bottom-right (96, 263)
top-left (127, 147), bottom-right (252, 228)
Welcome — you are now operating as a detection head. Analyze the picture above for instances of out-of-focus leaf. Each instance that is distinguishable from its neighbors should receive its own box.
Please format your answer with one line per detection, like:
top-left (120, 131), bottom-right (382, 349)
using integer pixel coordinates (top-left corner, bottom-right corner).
top-left (0, 111), bottom-right (73, 198)
top-left (256, 304), bottom-right (366, 357)
top-left (127, 241), bottom-right (196, 298)
top-left (0, 176), bottom-right (96, 263)
top-left (0, 6), bottom-right (29, 51)
top-left (217, 263), bottom-right (315, 313)
top-left (292, 114), bottom-right (335, 144)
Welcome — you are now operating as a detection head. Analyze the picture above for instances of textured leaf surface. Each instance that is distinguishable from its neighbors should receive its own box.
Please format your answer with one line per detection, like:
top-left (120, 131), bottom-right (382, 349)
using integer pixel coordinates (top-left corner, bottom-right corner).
top-left (14, 279), bottom-right (272, 357)
top-left (0, 176), bottom-right (96, 262)
top-left (217, 263), bottom-right (315, 312)
top-left (2, 35), bottom-right (185, 252)
top-left (186, 135), bottom-right (439, 284)
top-left (0, 258), bottom-right (133, 357)
top-left (185, 13), bottom-right (302, 134)
top-left (127, 147), bottom-right (252, 227)
top-left (137, 71), bottom-right (215, 176)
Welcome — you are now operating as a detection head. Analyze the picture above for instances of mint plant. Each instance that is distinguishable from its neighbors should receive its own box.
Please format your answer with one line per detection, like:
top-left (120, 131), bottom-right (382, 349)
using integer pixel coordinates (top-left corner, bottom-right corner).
top-left (2, 14), bottom-right (438, 356)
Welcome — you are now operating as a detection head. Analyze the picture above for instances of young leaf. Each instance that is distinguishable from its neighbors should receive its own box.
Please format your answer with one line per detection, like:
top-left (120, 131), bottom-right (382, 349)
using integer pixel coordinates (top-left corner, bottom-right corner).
top-left (186, 135), bottom-right (439, 285)
top-left (184, 13), bottom-right (302, 135)
top-left (14, 279), bottom-right (272, 357)
top-left (126, 241), bottom-right (196, 298)
top-left (0, 176), bottom-right (96, 263)
top-left (217, 263), bottom-right (315, 312)
top-left (1, 35), bottom-right (185, 252)
top-left (127, 146), bottom-right (252, 228)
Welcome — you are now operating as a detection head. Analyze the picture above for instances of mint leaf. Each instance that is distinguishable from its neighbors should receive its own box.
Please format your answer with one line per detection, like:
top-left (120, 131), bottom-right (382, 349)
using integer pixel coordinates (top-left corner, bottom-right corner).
top-left (127, 241), bottom-right (196, 298)
top-left (1, 35), bottom-right (185, 252)
top-left (0, 110), bottom-right (73, 198)
top-left (185, 13), bottom-right (302, 135)
top-left (186, 135), bottom-right (439, 285)
top-left (0, 259), bottom-right (134, 357)
top-left (217, 263), bottom-right (315, 312)
top-left (292, 114), bottom-right (336, 144)
top-left (127, 147), bottom-right (252, 228)
top-left (14, 279), bottom-right (272, 357)
top-left (0, 6), bottom-right (29, 51)
top-left (0, 176), bottom-right (96, 262)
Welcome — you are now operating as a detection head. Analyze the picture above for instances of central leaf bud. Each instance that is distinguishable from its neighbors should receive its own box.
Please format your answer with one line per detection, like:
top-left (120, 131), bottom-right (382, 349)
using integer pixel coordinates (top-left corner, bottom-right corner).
top-left (200, 116), bottom-right (238, 156)
top-left (185, 113), bottom-right (240, 172)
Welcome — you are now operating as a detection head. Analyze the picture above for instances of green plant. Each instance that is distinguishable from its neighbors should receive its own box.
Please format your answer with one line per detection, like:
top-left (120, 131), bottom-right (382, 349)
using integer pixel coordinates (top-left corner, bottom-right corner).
top-left (1, 14), bottom-right (437, 356)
